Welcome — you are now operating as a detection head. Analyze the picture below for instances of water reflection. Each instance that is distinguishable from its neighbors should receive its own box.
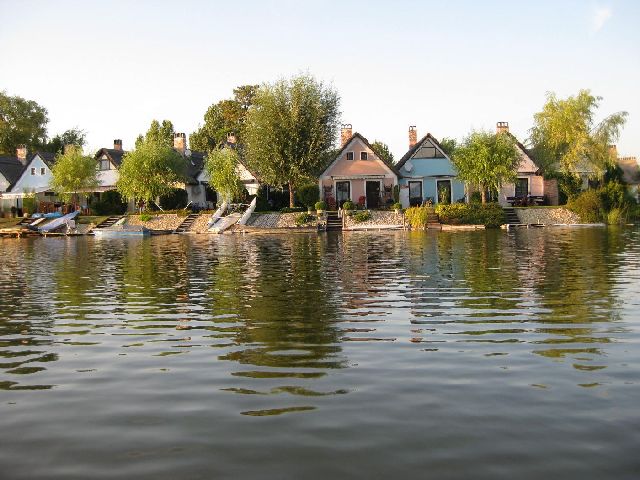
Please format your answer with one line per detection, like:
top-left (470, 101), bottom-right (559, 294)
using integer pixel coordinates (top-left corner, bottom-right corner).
top-left (0, 228), bottom-right (635, 397)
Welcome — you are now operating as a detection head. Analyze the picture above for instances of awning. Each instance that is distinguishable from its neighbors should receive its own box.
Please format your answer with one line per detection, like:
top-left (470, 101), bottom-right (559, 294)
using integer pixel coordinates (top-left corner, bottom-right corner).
top-left (0, 186), bottom-right (52, 198)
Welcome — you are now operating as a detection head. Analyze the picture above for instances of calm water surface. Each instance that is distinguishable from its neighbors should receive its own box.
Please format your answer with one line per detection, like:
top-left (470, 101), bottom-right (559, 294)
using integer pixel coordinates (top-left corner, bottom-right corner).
top-left (1, 228), bottom-right (639, 479)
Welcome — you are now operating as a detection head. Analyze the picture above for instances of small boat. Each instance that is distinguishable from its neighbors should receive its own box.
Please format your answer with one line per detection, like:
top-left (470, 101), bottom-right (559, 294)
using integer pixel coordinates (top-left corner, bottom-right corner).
top-left (93, 224), bottom-right (151, 237)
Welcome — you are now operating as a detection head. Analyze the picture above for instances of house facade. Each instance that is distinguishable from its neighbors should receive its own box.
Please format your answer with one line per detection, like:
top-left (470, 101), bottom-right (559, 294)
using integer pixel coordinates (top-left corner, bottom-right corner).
top-left (318, 125), bottom-right (398, 208)
top-left (396, 127), bottom-right (465, 207)
top-left (496, 122), bottom-right (558, 206)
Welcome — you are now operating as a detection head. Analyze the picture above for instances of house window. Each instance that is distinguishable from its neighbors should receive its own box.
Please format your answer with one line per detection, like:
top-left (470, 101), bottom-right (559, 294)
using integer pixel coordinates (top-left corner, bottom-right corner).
top-left (346, 152), bottom-right (354, 161)
top-left (40, 167), bottom-right (46, 175)
top-left (360, 151), bottom-right (368, 160)
top-left (31, 168), bottom-right (35, 175)
top-left (100, 160), bottom-right (111, 171)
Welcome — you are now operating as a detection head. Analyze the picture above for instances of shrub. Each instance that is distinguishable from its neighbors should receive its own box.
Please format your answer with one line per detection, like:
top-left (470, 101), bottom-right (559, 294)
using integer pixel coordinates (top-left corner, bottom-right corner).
top-left (281, 206), bottom-right (305, 213)
top-left (404, 206), bottom-right (432, 229)
top-left (315, 201), bottom-right (327, 211)
top-left (469, 191), bottom-right (482, 204)
top-left (296, 184), bottom-right (319, 208)
top-left (91, 190), bottom-right (127, 215)
top-left (139, 213), bottom-right (153, 222)
top-left (392, 202), bottom-right (402, 211)
top-left (159, 188), bottom-right (188, 210)
top-left (353, 211), bottom-right (371, 223)
top-left (393, 185), bottom-right (400, 203)
top-left (357, 196), bottom-right (366, 208)
top-left (295, 212), bottom-right (314, 226)
top-left (599, 181), bottom-right (634, 211)
top-left (435, 202), bottom-right (505, 228)
top-left (342, 201), bottom-right (355, 211)
top-left (566, 189), bottom-right (604, 223)
top-left (606, 208), bottom-right (627, 225)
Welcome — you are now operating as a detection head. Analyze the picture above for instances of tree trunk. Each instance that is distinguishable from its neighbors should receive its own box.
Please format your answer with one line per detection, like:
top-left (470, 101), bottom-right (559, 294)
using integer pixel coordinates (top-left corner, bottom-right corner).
top-left (481, 187), bottom-right (487, 204)
top-left (289, 182), bottom-right (295, 208)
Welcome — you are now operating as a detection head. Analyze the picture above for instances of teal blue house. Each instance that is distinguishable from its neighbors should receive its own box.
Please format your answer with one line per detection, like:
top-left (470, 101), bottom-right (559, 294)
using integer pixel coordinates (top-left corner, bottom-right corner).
top-left (396, 128), bottom-right (465, 207)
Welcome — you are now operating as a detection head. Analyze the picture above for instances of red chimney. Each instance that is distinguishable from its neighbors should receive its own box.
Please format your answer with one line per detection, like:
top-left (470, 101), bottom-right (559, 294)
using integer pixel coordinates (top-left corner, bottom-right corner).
top-left (409, 126), bottom-right (417, 148)
top-left (496, 122), bottom-right (509, 134)
top-left (173, 133), bottom-right (186, 152)
top-left (16, 145), bottom-right (27, 165)
top-left (114, 139), bottom-right (123, 151)
top-left (340, 124), bottom-right (352, 147)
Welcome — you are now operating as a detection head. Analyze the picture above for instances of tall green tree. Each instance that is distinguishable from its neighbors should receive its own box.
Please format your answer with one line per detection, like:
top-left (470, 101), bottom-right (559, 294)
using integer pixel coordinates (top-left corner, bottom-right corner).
top-left (116, 139), bottom-right (186, 209)
top-left (439, 137), bottom-right (458, 156)
top-left (451, 130), bottom-right (520, 203)
top-left (244, 74), bottom-right (340, 207)
top-left (204, 147), bottom-right (243, 203)
top-left (49, 146), bottom-right (99, 205)
top-left (135, 119), bottom-right (175, 148)
top-left (190, 85), bottom-right (259, 151)
top-left (44, 128), bottom-right (86, 154)
top-left (371, 141), bottom-right (394, 165)
top-left (0, 91), bottom-right (49, 154)
top-left (530, 89), bottom-right (628, 177)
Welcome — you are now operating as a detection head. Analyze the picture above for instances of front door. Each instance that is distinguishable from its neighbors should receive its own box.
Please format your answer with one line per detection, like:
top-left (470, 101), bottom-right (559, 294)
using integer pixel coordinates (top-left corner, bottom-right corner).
top-left (366, 181), bottom-right (380, 208)
top-left (336, 181), bottom-right (350, 207)
top-left (408, 181), bottom-right (422, 206)
top-left (437, 180), bottom-right (452, 204)
top-left (515, 178), bottom-right (529, 198)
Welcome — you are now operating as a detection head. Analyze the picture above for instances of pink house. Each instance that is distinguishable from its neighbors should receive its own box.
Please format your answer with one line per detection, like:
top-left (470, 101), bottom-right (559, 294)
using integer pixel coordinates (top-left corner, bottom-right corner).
top-left (318, 125), bottom-right (398, 209)
top-left (497, 122), bottom-right (558, 206)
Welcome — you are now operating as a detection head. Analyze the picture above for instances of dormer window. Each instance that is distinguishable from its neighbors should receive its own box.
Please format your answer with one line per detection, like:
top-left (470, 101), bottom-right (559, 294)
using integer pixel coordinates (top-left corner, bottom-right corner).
top-left (360, 152), bottom-right (368, 160)
top-left (346, 152), bottom-right (354, 161)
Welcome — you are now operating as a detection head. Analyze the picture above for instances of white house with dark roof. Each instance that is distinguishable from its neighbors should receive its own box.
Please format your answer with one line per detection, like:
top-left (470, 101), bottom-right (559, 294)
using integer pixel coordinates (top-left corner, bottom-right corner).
top-left (1, 147), bottom-right (59, 212)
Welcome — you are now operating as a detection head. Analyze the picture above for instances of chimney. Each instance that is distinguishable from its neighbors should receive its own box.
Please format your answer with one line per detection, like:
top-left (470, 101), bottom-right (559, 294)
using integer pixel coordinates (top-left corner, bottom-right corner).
top-left (409, 126), bottom-right (417, 148)
top-left (496, 121), bottom-right (509, 134)
top-left (340, 124), bottom-right (352, 147)
top-left (227, 132), bottom-right (237, 145)
top-left (608, 144), bottom-right (618, 161)
top-left (114, 139), bottom-right (123, 151)
top-left (63, 144), bottom-right (77, 155)
top-left (173, 132), bottom-right (186, 153)
top-left (16, 145), bottom-right (27, 165)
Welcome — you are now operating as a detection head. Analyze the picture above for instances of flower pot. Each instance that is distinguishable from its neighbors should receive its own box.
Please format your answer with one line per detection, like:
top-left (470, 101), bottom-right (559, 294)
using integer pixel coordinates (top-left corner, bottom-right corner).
top-left (317, 210), bottom-right (324, 215)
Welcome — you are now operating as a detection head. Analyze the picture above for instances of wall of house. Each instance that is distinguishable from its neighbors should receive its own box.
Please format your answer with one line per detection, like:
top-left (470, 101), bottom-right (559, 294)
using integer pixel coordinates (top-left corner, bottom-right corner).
top-left (11, 155), bottom-right (52, 192)
top-left (98, 168), bottom-right (119, 188)
top-left (322, 138), bottom-right (391, 178)
top-left (499, 174), bottom-right (546, 206)
top-left (397, 147), bottom-right (464, 207)
top-left (185, 183), bottom-right (207, 207)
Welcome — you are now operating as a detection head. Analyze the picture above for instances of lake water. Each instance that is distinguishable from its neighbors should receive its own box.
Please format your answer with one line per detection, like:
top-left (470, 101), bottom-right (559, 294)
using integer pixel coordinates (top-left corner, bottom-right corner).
top-left (1, 228), bottom-right (639, 479)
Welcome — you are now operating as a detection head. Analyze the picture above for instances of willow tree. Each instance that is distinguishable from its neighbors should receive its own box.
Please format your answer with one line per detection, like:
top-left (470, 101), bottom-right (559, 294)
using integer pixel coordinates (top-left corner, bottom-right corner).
top-left (205, 147), bottom-right (243, 203)
top-left (49, 146), bottom-right (99, 206)
top-left (530, 89), bottom-right (628, 176)
top-left (451, 131), bottom-right (520, 203)
top-left (244, 74), bottom-right (340, 207)
top-left (116, 139), bottom-right (185, 210)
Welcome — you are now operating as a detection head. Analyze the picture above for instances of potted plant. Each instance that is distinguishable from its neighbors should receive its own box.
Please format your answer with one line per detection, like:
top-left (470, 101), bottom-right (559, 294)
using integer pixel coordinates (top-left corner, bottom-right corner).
top-left (315, 201), bottom-right (327, 214)
top-left (342, 201), bottom-right (355, 213)
top-left (392, 202), bottom-right (402, 213)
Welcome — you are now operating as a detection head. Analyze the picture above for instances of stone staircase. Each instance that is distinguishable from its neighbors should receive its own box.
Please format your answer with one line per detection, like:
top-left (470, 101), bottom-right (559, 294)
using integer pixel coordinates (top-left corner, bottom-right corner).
top-left (326, 211), bottom-right (342, 231)
top-left (174, 213), bottom-right (199, 233)
top-left (503, 208), bottom-right (522, 226)
top-left (426, 209), bottom-right (440, 228)
top-left (94, 215), bottom-right (124, 229)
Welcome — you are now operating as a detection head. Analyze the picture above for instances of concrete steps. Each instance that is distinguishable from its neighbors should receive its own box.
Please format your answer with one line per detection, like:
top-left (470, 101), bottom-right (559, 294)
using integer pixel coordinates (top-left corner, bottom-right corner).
top-left (95, 215), bottom-right (124, 229)
top-left (174, 213), bottom-right (199, 233)
top-left (326, 211), bottom-right (342, 231)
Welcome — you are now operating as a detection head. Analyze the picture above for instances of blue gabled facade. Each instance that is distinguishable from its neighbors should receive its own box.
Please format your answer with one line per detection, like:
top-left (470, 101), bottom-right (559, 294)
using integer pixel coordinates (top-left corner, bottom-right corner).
top-left (396, 130), bottom-right (465, 208)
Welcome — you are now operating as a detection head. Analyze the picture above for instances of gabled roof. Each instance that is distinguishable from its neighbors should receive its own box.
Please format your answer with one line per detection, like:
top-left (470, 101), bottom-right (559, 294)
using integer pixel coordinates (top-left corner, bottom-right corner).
top-left (505, 132), bottom-right (542, 174)
top-left (318, 132), bottom-right (400, 177)
top-left (181, 149), bottom-right (206, 184)
top-left (95, 148), bottom-right (127, 168)
top-left (618, 157), bottom-right (640, 185)
top-left (396, 133), bottom-right (450, 171)
top-left (0, 156), bottom-right (26, 190)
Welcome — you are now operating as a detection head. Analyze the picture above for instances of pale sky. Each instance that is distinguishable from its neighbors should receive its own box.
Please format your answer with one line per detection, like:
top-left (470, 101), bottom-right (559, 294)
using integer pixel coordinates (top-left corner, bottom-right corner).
top-left (1, 0), bottom-right (638, 160)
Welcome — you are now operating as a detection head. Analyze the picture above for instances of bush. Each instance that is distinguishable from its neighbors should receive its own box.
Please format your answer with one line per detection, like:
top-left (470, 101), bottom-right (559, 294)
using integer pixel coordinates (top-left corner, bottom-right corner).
top-left (404, 206), bottom-right (432, 229)
top-left (469, 191), bottom-right (482, 204)
top-left (393, 185), bottom-right (400, 203)
top-left (599, 181), bottom-right (634, 211)
top-left (606, 208), bottom-right (627, 225)
top-left (435, 202), bottom-right (505, 228)
top-left (342, 201), bottom-right (355, 211)
top-left (139, 213), bottom-right (153, 222)
top-left (315, 201), bottom-right (327, 211)
top-left (392, 202), bottom-right (402, 211)
top-left (296, 184), bottom-right (319, 208)
top-left (295, 212), bottom-right (314, 226)
top-left (353, 211), bottom-right (371, 223)
top-left (281, 206), bottom-right (305, 213)
top-left (91, 190), bottom-right (127, 215)
top-left (566, 189), bottom-right (604, 223)
top-left (158, 188), bottom-right (188, 210)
